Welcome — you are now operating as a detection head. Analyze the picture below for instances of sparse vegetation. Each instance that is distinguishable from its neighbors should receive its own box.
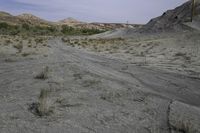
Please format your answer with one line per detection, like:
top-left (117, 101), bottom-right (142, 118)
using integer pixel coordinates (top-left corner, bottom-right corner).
top-left (4, 58), bottom-right (15, 62)
top-left (35, 66), bottom-right (49, 80)
top-left (0, 22), bottom-right (105, 36)
top-left (174, 52), bottom-right (186, 57)
top-left (61, 25), bottom-right (106, 35)
top-left (35, 38), bottom-right (44, 44)
top-left (28, 89), bottom-right (53, 117)
top-left (21, 52), bottom-right (30, 57)
top-left (13, 43), bottom-right (23, 53)
top-left (61, 37), bottom-right (125, 53)
top-left (4, 39), bottom-right (12, 45)
top-left (22, 23), bottom-right (30, 30)
top-left (38, 89), bottom-right (53, 116)
top-left (0, 22), bottom-right (20, 35)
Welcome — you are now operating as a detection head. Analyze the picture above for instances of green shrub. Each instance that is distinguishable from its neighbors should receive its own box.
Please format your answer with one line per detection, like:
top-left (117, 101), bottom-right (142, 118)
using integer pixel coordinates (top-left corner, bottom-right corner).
top-left (0, 22), bottom-right (106, 36)
top-left (22, 23), bottom-right (30, 30)
top-left (80, 28), bottom-right (105, 35)
top-left (0, 22), bottom-right (20, 35)
top-left (61, 25), bottom-right (75, 35)
top-left (0, 22), bottom-right (9, 29)
top-left (47, 26), bottom-right (57, 33)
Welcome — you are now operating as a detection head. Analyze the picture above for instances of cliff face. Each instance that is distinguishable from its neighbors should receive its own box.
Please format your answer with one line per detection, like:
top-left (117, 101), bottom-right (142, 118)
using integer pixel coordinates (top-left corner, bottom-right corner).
top-left (141, 1), bottom-right (200, 32)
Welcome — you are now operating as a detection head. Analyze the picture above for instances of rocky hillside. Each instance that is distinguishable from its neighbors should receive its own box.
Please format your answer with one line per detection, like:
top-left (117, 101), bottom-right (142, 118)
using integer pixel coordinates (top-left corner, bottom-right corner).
top-left (75, 22), bottom-right (141, 30)
top-left (0, 11), bottom-right (22, 25)
top-left (58, 18), bottom-right (140, 30)
top-left (0, 11), bottom-right (140, 31)
top-left (0, 12), bottom-right (51, 26)
top-left (95, 1), bottom-right (200, 38)
top-left (0, 11), bottom-right (12, 17)
top-left (58, 17), bottom-right (85, 26)
top-left (141, 0), bottom-right (200, 32)
top-left (16, 13), bottom-right (52, 25)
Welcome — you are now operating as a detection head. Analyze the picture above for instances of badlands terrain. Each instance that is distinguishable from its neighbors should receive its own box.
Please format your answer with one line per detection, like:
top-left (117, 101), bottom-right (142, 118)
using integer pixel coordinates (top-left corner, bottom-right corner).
top-left (0, 1), bottom-right (200, 133)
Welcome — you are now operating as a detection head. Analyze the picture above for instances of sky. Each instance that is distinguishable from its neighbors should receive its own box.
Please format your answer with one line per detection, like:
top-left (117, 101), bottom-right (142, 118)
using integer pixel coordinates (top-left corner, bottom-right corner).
top-left (0, 0), bottom-right (188, 24)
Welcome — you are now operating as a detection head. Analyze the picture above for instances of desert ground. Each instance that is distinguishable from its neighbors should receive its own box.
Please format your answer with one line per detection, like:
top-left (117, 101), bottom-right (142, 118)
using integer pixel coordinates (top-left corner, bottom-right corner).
top-left (0, 28), bottom-right (200, 133)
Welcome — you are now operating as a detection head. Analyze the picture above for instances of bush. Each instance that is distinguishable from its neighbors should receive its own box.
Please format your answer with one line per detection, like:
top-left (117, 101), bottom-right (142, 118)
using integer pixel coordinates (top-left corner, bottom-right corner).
top-left (61, 25), bottom-right (106, 35)
top-left (0, 22), bottom-right (8, 29)
top-left (35, 38), bottom-right (44, 44)
top-left (22, 23), bottom-right (30, 30)
top-left (47, 26), bottom-right (57, 33)
top-left (0, 22), bottom-right (106, 36)
top-left (61, 25), bottom-right (75, 35)
top-left (0, 22), bottom-right (20, 35)
top-left (80, 28), bottom-right (105, 35)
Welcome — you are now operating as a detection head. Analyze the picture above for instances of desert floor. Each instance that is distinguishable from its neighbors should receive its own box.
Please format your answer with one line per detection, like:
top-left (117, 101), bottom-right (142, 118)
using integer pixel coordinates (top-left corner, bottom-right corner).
top-left (0, 31), bottom-right (200, 133)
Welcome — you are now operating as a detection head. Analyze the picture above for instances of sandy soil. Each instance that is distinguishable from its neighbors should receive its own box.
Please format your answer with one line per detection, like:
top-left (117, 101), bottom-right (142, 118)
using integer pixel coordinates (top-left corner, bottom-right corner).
top-left (0, 33), bottom-right (200, 132)
top-left (63, 31), bottom-right (200, 78)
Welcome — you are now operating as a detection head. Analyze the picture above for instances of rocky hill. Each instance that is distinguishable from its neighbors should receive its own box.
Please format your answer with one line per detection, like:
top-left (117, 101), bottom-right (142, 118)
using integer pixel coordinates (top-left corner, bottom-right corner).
top-left (58, 17), bottom-right (85, 26)
top-left (141, 0), bottom-right (200, 32)
top-left (78, 22), bottom-right (141, 30)
top-left (0, 12), bottom-right (51, 26)
top-left (95, 1), bottom-right (200, 38)
top-left (0, 11), bottom-right (12, 17)
top-left (16, 13), bottom-right (51, 25)
top-left (0, 11), bottom-right (140, 31)
top-left (0, 12), bottom-right (22, 25)
top-left (58, 18), bottom-right (140, 30)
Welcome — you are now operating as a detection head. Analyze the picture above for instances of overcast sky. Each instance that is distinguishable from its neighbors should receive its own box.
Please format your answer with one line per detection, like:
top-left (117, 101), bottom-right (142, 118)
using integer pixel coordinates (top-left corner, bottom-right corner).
top-left (0, 0), bottom-right (188, 24)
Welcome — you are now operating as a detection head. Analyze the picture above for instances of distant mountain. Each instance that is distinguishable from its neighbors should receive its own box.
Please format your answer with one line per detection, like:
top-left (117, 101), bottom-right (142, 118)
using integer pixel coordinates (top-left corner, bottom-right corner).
top-left (58, 18), bottom-right (140, 30)
top-left (0, 12), bottom-right (51, 26)
top-left (0, 11), bottom-right (12, 17)
top-left (58, 17), bottom-right (85, 26)
top-left (74, 22), bottom-right (141, 31)
top-left (16, 13), bottom-right (52, 25)
top-left (0, 11), bottom-right (141, 31)
top-left (17, 13), bottom-right (43, 20)
top-left (0, 12), bottom-right (22, 25)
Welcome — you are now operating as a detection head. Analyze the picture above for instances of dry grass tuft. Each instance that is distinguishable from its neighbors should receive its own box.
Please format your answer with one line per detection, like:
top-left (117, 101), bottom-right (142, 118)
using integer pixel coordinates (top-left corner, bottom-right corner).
top-left (4, 39), bottom-right (12, 46)
top-left (34, 66), bottom-right (49, 80)
top-left (28, 89), bottom-right (53, 117)
top-left (35, 38), bottom-right (44, 44)
top-left (37, 89), bottom-right (52, 116)
top-left (21, 52), bottom-right (30, 57)
top-left (13, 43), bottom-right (23, 53)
